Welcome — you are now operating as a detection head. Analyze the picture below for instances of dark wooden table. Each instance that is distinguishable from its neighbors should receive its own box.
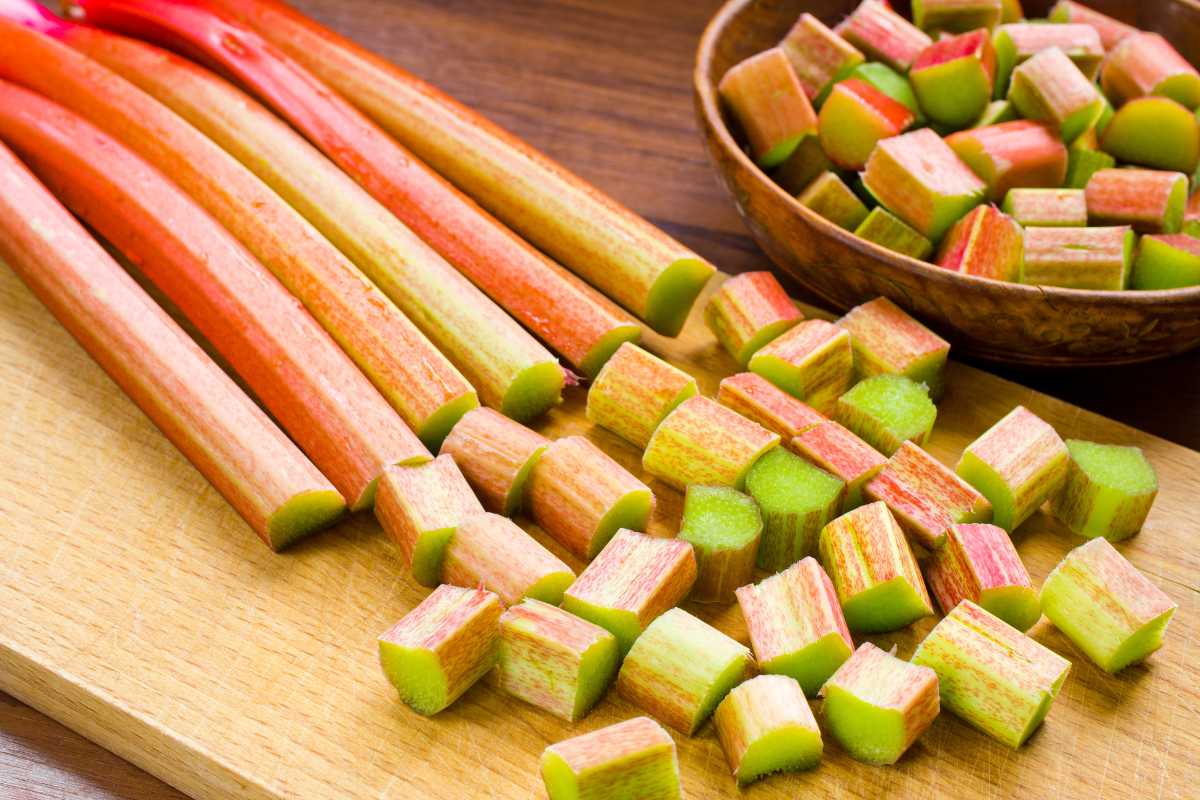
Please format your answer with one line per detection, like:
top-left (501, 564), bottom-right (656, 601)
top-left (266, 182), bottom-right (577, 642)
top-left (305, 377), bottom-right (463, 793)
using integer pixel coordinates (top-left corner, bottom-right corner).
top-left (3, 0), bottom-right (1196, 797)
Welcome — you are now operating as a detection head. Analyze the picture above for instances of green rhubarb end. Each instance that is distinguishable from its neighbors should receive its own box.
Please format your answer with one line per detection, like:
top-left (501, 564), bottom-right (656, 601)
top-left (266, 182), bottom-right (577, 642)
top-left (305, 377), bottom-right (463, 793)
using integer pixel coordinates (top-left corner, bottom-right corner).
top-left (822, 684), bottom-right (908, 765)
top-left (525, 569), bottom-right (577, 606)
top-left (1101, 97), bottom-right (1200, 175)
top-left (747, 447), bottom-right (845, 570)
top-left (561, 596), bottom-right (643, 656)
top-left (1065, 147), bottom-right (1115, 189)
top-left (266, 489), bottom-right (347, 551)
top-left (417, 391), bottom-right (480, 452)
top-left (500, 360), bottom-right (565, 423)
top-left (980, 584), bottom-right (1043, 633)
top-left (764, 632), bottom-right (854, 697)
top-left (1049, 439), bottom-right (1158, 540)
top-left (956, 449), bottom-right (1017, 531)
top-left (575, 637), bottom-right (622, 720)
top-left (410, 526), bottom-right (456, 587)
top-left (841, 575), bottom-right (933, 633)
top-left (912, 54), bottom-right (994, 129)
top-left (590, 489), bottom-right (655, 559)
top-left (681, 486), bottom-right (763, 552)
top-left (580, 323), bottom-right (643, 380)
top-left (645, 257), bottom-right (717, 337)
top-left (379, 644), bottom-right (448, 716)
top-left (737, 726), bottom-right (822, 785)
top-left (835, 375), bottom-right (936, 457)
top-left (854, 207), bottom-right (934, 260)
top-left (502, 442), bottom-right (549, 517)
top-left (1133, 234), bottom-right (1200, 290)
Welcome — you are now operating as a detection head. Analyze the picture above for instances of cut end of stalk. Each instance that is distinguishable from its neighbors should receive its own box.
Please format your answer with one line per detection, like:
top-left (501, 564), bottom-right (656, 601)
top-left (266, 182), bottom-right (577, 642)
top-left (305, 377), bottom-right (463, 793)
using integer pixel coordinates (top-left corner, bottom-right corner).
top-left (580, 322), bottom-right (643, 379)
top-left (417, 391), bottom-right (480, 452)
top-left (645, 256), bottom-right (717, 337)
top-left (500, 360), bottom-right (565, 422)
top-left (266, 489), bottom-right (348, 550)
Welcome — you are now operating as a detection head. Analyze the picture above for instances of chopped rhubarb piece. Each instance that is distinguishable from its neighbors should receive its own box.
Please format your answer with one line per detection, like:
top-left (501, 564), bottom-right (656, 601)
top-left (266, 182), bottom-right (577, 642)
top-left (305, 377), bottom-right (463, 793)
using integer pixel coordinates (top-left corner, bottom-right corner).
top-left (1101, 97), bottom-right (1200, 174)
top-left (956, 405), bottom-right (1069, 531)
top-left (719, 48), bottom-right (817, 168)
top-left (1002, 188), bottom-right (1088, 227)
top-left (946, 120), bottom-right (1067, 202)
top-left (925, 523), bottom-right (1039, 630)
top-left (836, 375), bottom-right (937, 457)
top-left (820, 642), bottom-right (940, 765)
top-left (528, 436), bottom-right (654, 560)
top-left (1102, 31), bottom-right (1200, 109)
top-left (1048, 0), bottom-right (1136, 49)
top-left (910, 30), bottom-right (997, 128)
top-left (797, 171), bottom-right (871, 229)
top-left (819, 502), bottom-right (933, 632)
top-left (680, 486), bottom-right (763, 604)
top-left (0, 136), bottom-right (343, 550)
top-left (1086, 168), bottom-right (1187, 234)
top-left (378, 585), bottom-right (502, 716)
top-left (865, 441), bottom-right (992, 549)
top-left (935, 205), bottom-right (1024, 283)
top-left (736, 557), bottom-right (854, 696)
top-left (0, 73), bottom-right (429, 512)
top-left (746, 447), bottom-right (846, 570)
top-left (496, 598), bottom-right (619, 721)
top-left (862, 128), bottom-right (986, 241)
top-left (779, 13), bottom-right (864, 103)
top-left (643, 396), bottom-right (781, 491)
top-left (749, 319), bottom-right (854, 414)
top-left (837, 297), bottom-right (950, 398)
top-left (587, 342), bottom-right (698, 450)
top-left (1065, 145), bottom-right (1115, 189)
top-left (540, 716), bottom-right (680, 800)
top-left (973, 99), bottom-right (1016, 127)
top-left (561, 528), bottom-right (697, 654)
top-left (617, 608), bottom-right (754, 735)
top-left (912, 0), bottom-right (1001, 33)
top-left (441, 512), bottom-right (575, 606)
top-left (439, 407), bottom-right (548, 515)
top-left (837, 0), bottom-right (933, 72)
top-left (1132, 233), bottom-right (1200, 289)
top-left (715, 675), bottom-right (823, 784)
top-left (818, 80), bottom-right (914, 171)
top-left (1048, 440), bottom-right (1158, 540)
top-left (850, 62), bottom-right (925, 124)
top-left (375, 455), bottom-right (484, 586)
top-left (1022, 226), bottom-right (1134, 290)
top-left (913, 600), bottom-right (1070, 747)
top-left (1008, 47), bottom-right (1103, 142)
top-left (771, 134), bottom-right (834, 195)
top-left (854, 207), bottom-right (934, 260)
top-left (704, 271), bottom-right (802, 366)
top-left (993, 22), bottom-right (1104, 95)
top-left (792, 421), bottom-right (887, 510)
top-left (1041, 538), bottom-right (1177, 673)
top-left (718, 372), bottom-right (827, 440)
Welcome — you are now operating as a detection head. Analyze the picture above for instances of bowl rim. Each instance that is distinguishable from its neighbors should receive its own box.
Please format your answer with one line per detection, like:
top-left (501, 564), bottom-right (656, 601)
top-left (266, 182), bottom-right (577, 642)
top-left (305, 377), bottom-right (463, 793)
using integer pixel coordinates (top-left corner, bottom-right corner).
top-left (693, 0), bottom-right (1200, 308)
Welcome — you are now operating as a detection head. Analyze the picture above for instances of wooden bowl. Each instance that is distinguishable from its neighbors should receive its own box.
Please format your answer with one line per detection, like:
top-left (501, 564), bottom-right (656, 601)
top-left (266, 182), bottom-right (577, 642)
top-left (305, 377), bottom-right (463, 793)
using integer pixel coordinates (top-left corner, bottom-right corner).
top-left (694, 0), bottom-right (1200, 367)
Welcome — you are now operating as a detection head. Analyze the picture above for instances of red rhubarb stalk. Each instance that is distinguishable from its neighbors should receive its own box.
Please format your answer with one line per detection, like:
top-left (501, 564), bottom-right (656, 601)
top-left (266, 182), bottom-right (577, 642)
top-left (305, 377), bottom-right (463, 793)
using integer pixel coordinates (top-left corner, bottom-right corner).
top-left (0, 139), bottom-right (344, 549)
top-left (0, 14), bottom-right (477, 450)
top-left (191, 0), bottom-right (716, 336)
top-left (0, 80), bottom-right (428, 509)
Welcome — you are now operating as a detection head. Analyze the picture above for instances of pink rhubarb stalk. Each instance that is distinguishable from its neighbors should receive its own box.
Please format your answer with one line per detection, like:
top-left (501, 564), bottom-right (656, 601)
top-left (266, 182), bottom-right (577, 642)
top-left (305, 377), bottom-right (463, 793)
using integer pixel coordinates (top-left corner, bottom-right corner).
top-left (1049, 0), bottom-right (1136, 49)
top-left (540, 717), bottom-right (681, 800)
top-left (717, 372), bottom-right (827, 441)
top-left (748, 319), bottom-right (855, 414)
top-left (1085, 168), bottom-right (1188, 234)
top-left (438, 407), bottom-right (548, 515)
top-left (945, 120), bottom-right (1067, 202)
top-left (836, 297), bottom-right (950, 398)
top-left (791, 421), bottom-right (888, 510)
top-left (704, 272), bottom-right (802, 367)
top-left (0, 139), bottom-right (343, 550)
top-left (714, 675), bottom-right (823, 784)
top-left (440, 512), bottom-right (576, 606)
top-left (779, 12), bottom-right (864, 102)
top-left (586, 342), bottom-right (698, 450)
top-left (926, 522), bottom-right (1040, 631)
top-left (837, 0), bottom-right (933, 72)
top-left (719, 48), bottom-right (818, 169)
top-left (935, 204), bottom-right (1025, 283)
top-left (642, 396), bottom-right (781, 491)
top-left (1101, 31), bottom-right (1200, 109)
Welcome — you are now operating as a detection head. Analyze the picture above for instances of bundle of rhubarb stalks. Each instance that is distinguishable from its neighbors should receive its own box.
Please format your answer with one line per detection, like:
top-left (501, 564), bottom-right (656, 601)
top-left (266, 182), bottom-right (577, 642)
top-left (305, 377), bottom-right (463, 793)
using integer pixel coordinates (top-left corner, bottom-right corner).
top-left (0, 0), bottom-right (1177, 797)
top-left (720, 0), bottom-right (1200, 291)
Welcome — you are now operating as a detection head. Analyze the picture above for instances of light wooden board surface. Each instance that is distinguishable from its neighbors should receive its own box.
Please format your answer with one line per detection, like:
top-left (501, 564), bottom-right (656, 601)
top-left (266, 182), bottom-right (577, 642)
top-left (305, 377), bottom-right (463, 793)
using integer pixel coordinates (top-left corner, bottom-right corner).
top-left (0, 264), bottom-right (1196, 800)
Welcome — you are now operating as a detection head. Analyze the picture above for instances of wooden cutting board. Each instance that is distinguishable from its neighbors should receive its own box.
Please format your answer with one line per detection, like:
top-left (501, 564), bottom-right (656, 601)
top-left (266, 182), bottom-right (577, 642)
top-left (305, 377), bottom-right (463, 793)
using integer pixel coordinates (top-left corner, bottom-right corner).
top-left (0, 263), bottom-right (1196, 800)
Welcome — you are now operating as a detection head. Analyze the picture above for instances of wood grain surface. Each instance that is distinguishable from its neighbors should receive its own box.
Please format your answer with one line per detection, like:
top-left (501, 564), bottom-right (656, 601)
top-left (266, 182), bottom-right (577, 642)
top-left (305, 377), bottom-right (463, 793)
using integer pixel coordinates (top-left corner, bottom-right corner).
top-left (0, 0), bottom-right (1197, 798)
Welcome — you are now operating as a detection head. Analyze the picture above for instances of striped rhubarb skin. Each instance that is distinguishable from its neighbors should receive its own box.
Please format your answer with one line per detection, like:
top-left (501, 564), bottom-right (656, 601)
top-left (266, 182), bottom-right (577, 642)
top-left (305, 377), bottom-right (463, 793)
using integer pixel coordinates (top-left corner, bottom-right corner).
top-left (374, 455), bottom-right (483, 586)
top-left (749, 319), bottom-right (854, 414)
top-left (837, 0), bottom-right (933, 72)
top-left (935, 205), bottom-right (1024, 283)
top-left (836, 297), bottom-right (949, 398)
top-left (704, 272), bottom-right (802, 367)
top-left (718, 372), bottom-right (827, 441)
top-left (0, 139), bottom-right (343, 550)
top-left (791, 421), bottom-right (887, 510)
top-left (1022, 225), bottom-right (1134, 290)
top-left (779, 12), bottom-right (865, 102)
top-left (0, 80), bottom-right (427, 510)
top-left (198, 0), bottom-right (715, 338)
top-left (1101, 32), bottom-right (1200, 108)
top-left (719, 48), bottom-right (818, 169)
top-left (714, 675), bottom-right (823, 784)
top-left (1049, 0), bottom-right (1136, 49)
top-left (926, 523), bottom-right (1039, 631)
top-left (527, 436), bottom-right (655, 560)
top-left (0, 15), bottom-right (477, 451)
top-left (866, 441), bottom-right (992, 549)
top-left (945, 120), bottom-right (1067, 202)
top-left (540, 717), bottom-right (681, 800)
top-left (1002, 188), bottom-right (1088, 227)
top-left (440, 512), bottom-right (575, 607)
top-left (586, 343), bottom-right (698, 450)
top-left (66, 0), bottom-right (568, 419)
top-left (439, 408), bottom-right (548, 515)
top-left (643, 396), bottom-right (782, 491)
top-left (1085, 168), bottom-right (1188, 234)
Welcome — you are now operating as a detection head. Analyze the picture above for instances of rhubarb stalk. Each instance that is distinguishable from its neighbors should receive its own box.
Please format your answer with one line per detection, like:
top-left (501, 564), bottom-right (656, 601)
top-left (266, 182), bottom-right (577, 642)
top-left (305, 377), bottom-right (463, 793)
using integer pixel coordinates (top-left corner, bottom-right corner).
top-left (836, 297), bottom-right (949, 398)
top-left (0, 139), bottom-right (344, 550)
top-left (714, 675), bottom-right (823, 784)
top-left (440, 512), bottom-right (576, 606)
top-left (717, 372), bottom-right (827, 441)
top-left (679, 486), bottom-right (763, 604)
top-left (586, 343), bottom-right (698, 450)
top-left (540, 717), bottom-right (681, 800)
top-left (791, 421), bottom-right (888, 511)
top-left (643, 396), bottom-right (781, 491)
top-left (925, 523), bottom-right (1039, 631)
top-left (0, 79), bottom-right (428, 510)
top-left (704, 272), bottom-right (802, 366)
top-left (438, 407), bottom-right (548, 515)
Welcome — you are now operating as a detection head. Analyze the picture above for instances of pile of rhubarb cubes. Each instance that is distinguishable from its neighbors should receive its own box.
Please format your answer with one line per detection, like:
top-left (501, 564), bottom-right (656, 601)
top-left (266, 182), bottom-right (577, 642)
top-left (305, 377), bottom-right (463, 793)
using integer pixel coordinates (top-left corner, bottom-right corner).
top-left (721, 0), bottom-right (1200, 290)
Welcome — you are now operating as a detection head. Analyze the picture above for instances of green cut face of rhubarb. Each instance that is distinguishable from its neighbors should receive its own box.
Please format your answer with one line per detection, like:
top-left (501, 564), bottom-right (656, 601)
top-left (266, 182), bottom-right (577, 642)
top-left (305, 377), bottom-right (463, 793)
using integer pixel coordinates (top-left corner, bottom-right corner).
top-left (266, 489), bottom-right (347, 551)
top-left (1101, 97), bottom-right (1200, 174)
top-left (524, 569), bottom-right (576, 606)
top-left (764, 631), bottom-right (854, 697)
top-left (1155, 72), bottom-right (1200, 111)
top-left (746, 448), bottom-right (845, 568)
top-left (736, 724), bottom-right (823, 785)
top-left (410, 525), bottom-right (457, 587)
top-left (822, 683), bottom-right (907, 764)
top-left (980, 585), bottom-right (1042, 633)
top-left (956, 449), bottom-right (1017, 531)
top-left (501, 360), bottom-right (565, 423)
top-left (1051, 439), bottom-right (1158, 540)
top-left (1133, 235), bottom-right (1200, 290)
top-left (573, 636), bottom-right (621, 720)
top-left (841, 575), bottom-right (933, 633)
top-left (417, 391), bottom-right (480, 452)
top-left (379, 643), bottom-right (447, 716)
top-left (590, 488), bottom-right (655, 559)
top-left (541, 747), bottom-right (681, 800)
top-left (912, 57), bottom-right (993, 129)
top-left (836, 375), bottom-right (936, 456)
top-left (1106, 609), bottom-right (1176, 673)
top-left (850, 62), bottom-right (924, 123)
top-left (974, 99), bottom-right (1016, 127)
top-left (694, 652), bottom-right (757, 734)
top-left (502, 442), bottom-right (548, 517)
top-left (1068, 440), bottom-right (1158, 495)
top-left (560, 596), bottom-right (643, 655)
top-left (1065, 146), bottom-right (1115, 188)
top-left (681, 485), bottom-right (763, 551)
top-left (580, 322), bottom-right (643, 380)
top-left (645, 256), bottom-right (717, 337)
